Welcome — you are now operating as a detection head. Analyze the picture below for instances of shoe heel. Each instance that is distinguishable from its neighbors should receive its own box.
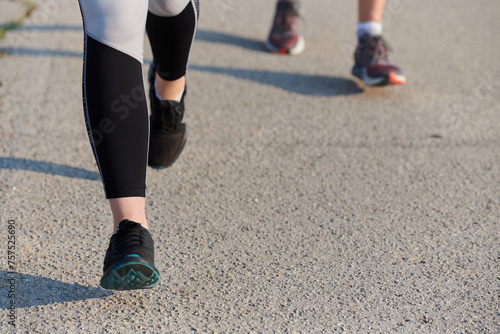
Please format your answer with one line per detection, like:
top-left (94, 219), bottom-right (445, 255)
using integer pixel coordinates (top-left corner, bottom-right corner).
top-left (100, 255), bottom-right (161, 290)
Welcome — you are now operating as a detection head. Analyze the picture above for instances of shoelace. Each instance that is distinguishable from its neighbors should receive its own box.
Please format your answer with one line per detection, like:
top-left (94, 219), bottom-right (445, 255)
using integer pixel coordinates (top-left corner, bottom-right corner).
top-left (111, 224), bottom-right (145, 255)
top-left (367, 36), bottom-right (392, 64)
top-left (157, 100), bottom-right (183, 133)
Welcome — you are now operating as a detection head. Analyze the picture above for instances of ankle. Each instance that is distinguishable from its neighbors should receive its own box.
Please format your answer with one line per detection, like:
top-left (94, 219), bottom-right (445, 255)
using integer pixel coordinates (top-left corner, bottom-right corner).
top-left (108, 197), bottom-right (148, 232)
top-left (155, 74), bottom-right (185, 101)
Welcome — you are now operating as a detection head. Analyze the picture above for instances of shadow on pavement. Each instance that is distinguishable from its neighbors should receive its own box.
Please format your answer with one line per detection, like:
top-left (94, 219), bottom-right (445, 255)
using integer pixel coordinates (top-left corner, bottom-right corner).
top-left (0, 24), bottom-right (82, 31)
top-left (1, 271), bottom-right (112, 308)
top-left (195, 29), bottom-right (265, 52)
top-left (189, 64), bottom-right (363, 96)
top-left (0, 46), bottom-right (82, 58)
top-left (0, 157), bottom-right (100, 181)
top-left (0, 24), bottom-right (82, 57)
top-left (1, 28), bottom-right (263, 56)
top-left (0, 26), bottom-right (362, 96)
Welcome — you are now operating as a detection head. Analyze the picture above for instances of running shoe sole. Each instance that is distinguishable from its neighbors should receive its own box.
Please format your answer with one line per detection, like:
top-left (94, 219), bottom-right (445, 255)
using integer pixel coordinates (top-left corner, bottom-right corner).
top-left (100, 254), bottom-right (161, 290)
top-left (352, 66), bottom-right (406, 86)
top-left (265, 35), bottom-right (305, 55)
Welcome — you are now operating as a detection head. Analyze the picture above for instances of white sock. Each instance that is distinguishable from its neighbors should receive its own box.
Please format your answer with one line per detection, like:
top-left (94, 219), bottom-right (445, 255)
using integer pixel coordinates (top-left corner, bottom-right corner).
top-left (155, 81), bottom-right (184, 102)
top-left (357, 21), bottom-right (383, 39)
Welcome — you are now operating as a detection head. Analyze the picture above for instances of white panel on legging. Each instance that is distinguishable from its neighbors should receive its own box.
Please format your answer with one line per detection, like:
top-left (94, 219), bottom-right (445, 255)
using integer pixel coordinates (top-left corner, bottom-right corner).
top-left (80, 0), bottom-right (148, 63)
top-left (149, 0), bottom-right (191, 17)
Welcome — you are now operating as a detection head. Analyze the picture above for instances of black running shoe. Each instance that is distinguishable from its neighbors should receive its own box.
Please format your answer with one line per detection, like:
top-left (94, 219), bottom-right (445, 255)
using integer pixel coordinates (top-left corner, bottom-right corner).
top-left (148, 63), bottom-right (187, 169)
top-left (100, 220), bottom-right (160, 290)
top-left (352, 35), bottom-right (406, 86)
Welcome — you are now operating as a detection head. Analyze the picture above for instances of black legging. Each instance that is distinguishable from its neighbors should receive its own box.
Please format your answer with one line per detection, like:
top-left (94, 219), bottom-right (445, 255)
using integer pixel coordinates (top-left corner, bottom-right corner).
top-left (79, 0), bottom-right (198, 198)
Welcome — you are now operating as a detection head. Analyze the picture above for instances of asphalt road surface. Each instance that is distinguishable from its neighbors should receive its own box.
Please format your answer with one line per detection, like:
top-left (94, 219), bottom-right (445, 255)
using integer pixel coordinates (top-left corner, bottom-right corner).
top-left (0, 0), bottom-right (498, 332)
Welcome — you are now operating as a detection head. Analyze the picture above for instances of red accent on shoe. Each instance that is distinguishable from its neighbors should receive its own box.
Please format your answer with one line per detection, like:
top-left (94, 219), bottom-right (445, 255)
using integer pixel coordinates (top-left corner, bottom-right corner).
top-left (266, 0), bottom-right (303, 55)
top-left (388, 72), bottom-right (406, 85)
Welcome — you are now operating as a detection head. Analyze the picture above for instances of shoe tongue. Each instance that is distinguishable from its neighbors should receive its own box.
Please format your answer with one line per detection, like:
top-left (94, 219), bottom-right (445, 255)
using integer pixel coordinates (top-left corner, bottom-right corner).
top-left (159, 99), bottom-right (177, 107)
top-left (375, 59), bottom-right (390, 65)
top-left (117, 219), bottom-right (139, 231)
